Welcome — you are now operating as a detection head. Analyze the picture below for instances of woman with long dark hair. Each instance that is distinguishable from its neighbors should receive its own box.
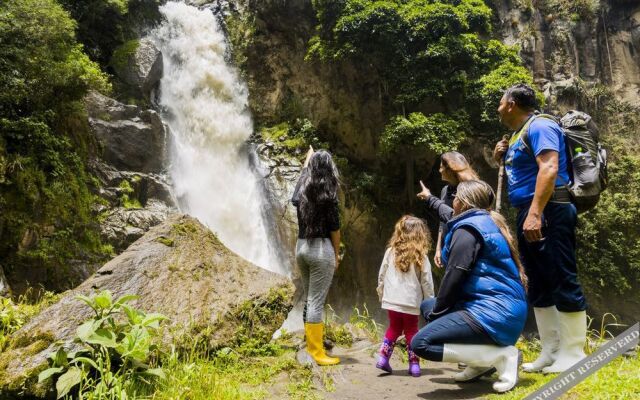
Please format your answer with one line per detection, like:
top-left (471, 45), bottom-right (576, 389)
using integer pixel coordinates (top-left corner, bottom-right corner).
top-left (413, 180), bottom-right (528, 393)
top-left (291, 146), bottom-right (341, 366)
top-left (434, 152), bottom-right (479, 268)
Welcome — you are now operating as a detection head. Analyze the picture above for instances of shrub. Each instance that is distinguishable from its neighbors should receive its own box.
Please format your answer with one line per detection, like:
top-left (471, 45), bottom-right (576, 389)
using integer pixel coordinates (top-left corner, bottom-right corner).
top-left (39, 291), bottom-right (167, 399)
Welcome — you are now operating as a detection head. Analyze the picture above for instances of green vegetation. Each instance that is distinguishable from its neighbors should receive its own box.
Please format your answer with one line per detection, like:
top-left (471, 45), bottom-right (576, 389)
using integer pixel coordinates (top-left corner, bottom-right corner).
top-left (58, 0), bottom-right (161, 66)
top-left (380, 112), bottom-right (467, 201)
top-left (538, 0), bottom-right (600, 22)
top-left (308, 0), bottom-right (539, 201)
top-left (39, 290), bottom-right (167, 399)
top-left (568, 82), bottom-right (640, 315)
top-left (0, 291), bottom-right (60, 351)
top-left (110, 39), bottom-right (141, 72)
top-left (118, 180), bottom-right (142, 209)
top-left (0, 0), bottom-right (114, 290)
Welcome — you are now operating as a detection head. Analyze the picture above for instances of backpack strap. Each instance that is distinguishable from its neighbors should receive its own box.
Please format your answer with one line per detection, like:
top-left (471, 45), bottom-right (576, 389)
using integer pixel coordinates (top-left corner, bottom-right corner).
top-left (518, 113), bottom-right (558, 158)
top-left (518, 113), bottom-right (573, 193)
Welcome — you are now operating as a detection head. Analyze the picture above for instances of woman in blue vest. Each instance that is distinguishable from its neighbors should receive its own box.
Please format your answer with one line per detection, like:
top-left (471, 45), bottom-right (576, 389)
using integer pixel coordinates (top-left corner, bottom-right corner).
top-left (412, 180), bottom-right (528, 393)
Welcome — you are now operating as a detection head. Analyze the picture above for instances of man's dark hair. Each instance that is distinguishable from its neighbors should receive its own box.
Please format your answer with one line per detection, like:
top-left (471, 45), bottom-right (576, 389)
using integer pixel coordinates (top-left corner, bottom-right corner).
top-left (504, 83), bottom-right (538, 111)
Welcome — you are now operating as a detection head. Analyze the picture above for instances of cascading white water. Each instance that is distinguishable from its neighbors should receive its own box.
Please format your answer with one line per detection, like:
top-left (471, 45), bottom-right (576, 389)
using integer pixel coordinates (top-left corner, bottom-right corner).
top-left (152, 2), bottom-right (282, 273)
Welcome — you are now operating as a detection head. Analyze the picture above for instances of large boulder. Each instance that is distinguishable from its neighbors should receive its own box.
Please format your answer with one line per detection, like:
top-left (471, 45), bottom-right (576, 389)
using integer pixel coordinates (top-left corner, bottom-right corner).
top-left (86, 91), bottom-right (168, 174)
top-left (111, 38), bottom-right (163, 101)
top-left (0, 215), bottom-right (294, 398)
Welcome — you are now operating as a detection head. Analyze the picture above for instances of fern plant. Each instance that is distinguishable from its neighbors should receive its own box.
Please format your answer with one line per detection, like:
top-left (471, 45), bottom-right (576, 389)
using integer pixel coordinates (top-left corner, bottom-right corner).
top-left (38, 290), bottom-right (167, 399)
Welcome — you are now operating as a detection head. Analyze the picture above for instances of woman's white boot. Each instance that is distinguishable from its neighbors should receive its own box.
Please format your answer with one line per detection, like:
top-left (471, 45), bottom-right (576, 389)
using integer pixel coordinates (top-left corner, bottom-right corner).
top-left (443, 343), bottom-right (521, 393)
top-left (522, 306), bottom-right (560, 372)
top-left (542, 310), bottom-right (587, 373)
top-left (454, 365), bottom-right (496, 382)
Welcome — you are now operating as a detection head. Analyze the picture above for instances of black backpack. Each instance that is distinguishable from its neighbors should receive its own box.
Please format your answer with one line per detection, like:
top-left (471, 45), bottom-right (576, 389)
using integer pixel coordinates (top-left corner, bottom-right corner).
top-left (522, 111), bottom-right (608, 213)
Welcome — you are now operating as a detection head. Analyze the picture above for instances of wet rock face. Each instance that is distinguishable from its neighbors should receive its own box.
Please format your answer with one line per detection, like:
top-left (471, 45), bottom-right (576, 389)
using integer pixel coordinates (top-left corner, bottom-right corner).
top-left (0, 215), bottom-right (294, 398)
top-left (86, 91), bottom-right (167, 174)
top-left (492, 0), bottom-right (640, 109)
top-left (111, 38), bottom-right (163, 101)
top-left (85, 91), bottom-right (176, 251)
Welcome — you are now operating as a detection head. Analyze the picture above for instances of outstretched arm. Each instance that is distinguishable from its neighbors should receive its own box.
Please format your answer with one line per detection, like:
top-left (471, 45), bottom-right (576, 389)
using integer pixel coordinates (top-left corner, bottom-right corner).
top-left (417, 180), bottom-right (453, 223)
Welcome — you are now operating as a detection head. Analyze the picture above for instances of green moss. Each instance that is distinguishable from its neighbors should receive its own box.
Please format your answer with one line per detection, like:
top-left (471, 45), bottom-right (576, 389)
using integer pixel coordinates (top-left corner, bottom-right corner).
top-left (110, 39), bottom-right (140, 72)
top-left (156, 236), bottom-right (174, 247)
top-left (226, 287), bottom-right (293, 356)
top-left (0, 331), bottom-right (55, 392)
top-left (259, 118), bottom-right (325, 160)
top-left (118, 179), bottom-right (142, 209)
top-left (223, 11), bottom-right (256, 72)
top-left (171, 220), bottom-right (201, 237)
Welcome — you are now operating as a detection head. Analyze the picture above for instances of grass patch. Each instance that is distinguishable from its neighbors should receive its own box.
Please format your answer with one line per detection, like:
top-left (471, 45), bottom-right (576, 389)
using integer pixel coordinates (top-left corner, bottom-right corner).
top-left (146, 346), bottom-right (308, 400)
top-left (0, 291), bottom-right (59, 351)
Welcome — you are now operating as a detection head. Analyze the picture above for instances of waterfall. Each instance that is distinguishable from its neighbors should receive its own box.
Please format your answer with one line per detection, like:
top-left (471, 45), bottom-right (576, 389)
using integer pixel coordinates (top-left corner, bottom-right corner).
top-left (152, 2), bottom-right (283, 274)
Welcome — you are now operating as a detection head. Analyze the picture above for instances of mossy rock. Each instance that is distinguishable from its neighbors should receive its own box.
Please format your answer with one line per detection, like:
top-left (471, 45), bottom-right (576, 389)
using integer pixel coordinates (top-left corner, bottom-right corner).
top-left (0, 215), bottom-right (294, 398)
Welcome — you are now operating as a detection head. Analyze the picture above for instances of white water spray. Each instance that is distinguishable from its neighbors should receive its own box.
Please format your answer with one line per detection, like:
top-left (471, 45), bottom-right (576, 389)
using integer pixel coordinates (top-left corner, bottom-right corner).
top-left (153, 2), bottom-right (281, 273)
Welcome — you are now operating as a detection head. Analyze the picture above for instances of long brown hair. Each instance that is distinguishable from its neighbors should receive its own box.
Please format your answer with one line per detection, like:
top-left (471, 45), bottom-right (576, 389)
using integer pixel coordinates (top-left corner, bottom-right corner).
top-left (455, 180), bottom-right (528, 291)
top-left (387, 215), bottom-right (431, 273)
top-left (441, 151), bottom-right (479, 184)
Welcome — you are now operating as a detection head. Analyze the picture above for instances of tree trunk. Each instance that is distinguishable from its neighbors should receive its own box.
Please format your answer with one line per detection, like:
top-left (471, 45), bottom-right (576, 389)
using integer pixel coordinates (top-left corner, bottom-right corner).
top-left (406, 153), bottom-right (414, 206)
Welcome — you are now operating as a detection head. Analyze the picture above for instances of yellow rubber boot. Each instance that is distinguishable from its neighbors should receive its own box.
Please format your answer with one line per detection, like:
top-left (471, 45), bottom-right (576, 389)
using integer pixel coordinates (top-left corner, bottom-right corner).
top-left (304, 322), bottom-right (340, 366)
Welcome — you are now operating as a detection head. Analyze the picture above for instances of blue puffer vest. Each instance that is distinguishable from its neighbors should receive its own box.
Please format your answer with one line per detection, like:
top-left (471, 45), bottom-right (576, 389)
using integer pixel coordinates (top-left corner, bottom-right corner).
top-left (442, 209), bottom-right (528, 346)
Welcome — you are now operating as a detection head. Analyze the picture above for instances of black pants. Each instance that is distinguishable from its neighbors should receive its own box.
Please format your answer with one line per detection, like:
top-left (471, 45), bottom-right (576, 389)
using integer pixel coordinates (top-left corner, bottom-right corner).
top-left (517, 201), bottom-right (586, 312)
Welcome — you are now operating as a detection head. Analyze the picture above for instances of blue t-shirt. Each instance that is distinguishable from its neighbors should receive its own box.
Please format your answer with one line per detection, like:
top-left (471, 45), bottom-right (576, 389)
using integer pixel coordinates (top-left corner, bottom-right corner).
top-left (504, 117), bottom-right (571, 207)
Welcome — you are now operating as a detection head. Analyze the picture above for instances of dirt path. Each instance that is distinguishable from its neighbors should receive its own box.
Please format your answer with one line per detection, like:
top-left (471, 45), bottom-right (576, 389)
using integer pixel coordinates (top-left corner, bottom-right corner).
top-left (316, 340), bottom-right (494, 400)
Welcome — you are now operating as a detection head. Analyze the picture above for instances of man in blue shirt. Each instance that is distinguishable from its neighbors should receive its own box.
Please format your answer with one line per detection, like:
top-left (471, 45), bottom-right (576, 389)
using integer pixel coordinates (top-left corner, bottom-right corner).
top-left (493, 84), bottom-right (587, 374)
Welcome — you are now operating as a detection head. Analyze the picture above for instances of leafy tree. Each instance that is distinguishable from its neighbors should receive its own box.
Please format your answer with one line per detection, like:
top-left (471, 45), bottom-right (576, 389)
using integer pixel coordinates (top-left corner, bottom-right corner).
top-left (59, 0), bottom-right (162, 66)
top-left (380, 112), bottom-right (465, 203)
top-left (309, 0), bottom-right (536, 201)
top-left (0, 0), bottom-right (111, 289)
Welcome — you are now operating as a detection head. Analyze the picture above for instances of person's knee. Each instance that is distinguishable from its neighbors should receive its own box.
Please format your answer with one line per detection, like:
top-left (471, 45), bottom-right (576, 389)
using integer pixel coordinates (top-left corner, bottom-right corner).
top-left (420, 298), bottom-right (436, 319)
top-left (410, 335), bottom-right (442, 361)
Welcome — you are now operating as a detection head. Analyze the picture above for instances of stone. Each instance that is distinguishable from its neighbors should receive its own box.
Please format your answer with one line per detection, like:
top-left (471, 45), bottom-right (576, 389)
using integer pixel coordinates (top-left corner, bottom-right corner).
top-left (0, 265), bottom-right (11, 297)
top-left (86, 91), bottom-right (168, 174)
top-left (100, 200), bottom-right (176, 252)
top-left (111, 38), bottom-right (163, 101)
top-left (0, 215), bottom-right (294, 398)
top-left (89, 159), bottom-right (175, 206)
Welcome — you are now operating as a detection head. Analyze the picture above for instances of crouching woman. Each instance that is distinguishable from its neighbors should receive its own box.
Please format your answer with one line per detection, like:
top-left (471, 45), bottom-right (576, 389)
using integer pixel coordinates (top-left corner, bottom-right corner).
top-left (412, 180), bottom-right (528, 393)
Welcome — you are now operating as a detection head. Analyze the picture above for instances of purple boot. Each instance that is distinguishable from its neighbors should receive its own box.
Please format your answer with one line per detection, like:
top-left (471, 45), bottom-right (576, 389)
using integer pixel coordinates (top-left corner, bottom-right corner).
top-left (408, 347), bottom-right (421, 377)
top-left (376, 338), bottom-right (395, 373)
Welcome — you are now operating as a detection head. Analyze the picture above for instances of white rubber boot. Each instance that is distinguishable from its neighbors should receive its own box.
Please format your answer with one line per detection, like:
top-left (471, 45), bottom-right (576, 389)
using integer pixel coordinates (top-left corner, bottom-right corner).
top-left (443, 344), bottom-right (520, 393)
top-left (454, 365), bottom-right (496, 383)
top-left (542, 310), bottom-right (587, 373)
top-left (522, 306), bottom-right (560, 372)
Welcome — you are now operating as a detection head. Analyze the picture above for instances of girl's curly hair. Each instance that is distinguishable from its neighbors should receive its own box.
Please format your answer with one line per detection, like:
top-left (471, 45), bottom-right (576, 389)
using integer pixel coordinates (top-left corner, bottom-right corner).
top-left (387, 215), bottom-right (431, 273)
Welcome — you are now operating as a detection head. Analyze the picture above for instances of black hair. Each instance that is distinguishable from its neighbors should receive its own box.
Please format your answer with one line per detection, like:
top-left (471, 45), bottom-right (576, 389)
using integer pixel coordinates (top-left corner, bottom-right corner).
top-left (299, 150), bottom-right (340, 237)
top-left (504, 83), bottom-right (538, 111)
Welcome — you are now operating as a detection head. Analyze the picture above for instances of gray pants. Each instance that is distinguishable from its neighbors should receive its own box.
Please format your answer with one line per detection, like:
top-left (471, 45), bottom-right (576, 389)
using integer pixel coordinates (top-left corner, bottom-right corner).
top-left (296, 238), bottom-right (336, 323)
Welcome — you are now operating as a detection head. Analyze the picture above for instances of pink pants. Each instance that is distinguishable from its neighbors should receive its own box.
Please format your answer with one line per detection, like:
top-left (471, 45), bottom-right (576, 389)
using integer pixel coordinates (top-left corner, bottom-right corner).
top-left (384, 310), bottom-right (419, 346)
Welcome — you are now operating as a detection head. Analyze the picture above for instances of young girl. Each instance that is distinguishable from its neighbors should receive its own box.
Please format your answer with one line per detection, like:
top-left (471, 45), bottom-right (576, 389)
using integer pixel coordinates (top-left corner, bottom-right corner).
top-left (376, 216), bottom-right (435, 377)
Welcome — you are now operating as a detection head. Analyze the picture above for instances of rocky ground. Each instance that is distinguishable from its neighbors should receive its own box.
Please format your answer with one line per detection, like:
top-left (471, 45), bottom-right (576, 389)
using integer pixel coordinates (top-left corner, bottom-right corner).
top-left (268, 339), bottom-right (501, 400)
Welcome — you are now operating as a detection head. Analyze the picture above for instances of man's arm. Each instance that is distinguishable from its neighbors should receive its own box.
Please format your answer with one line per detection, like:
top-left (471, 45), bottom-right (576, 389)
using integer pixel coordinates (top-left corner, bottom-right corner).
top-left (523, 150), bottom-right (558, 242)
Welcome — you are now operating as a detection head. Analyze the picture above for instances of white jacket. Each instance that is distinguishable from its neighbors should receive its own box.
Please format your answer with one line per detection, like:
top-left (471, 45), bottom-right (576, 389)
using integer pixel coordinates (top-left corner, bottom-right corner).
top-left (377, 248), bottom-right (435, 315)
